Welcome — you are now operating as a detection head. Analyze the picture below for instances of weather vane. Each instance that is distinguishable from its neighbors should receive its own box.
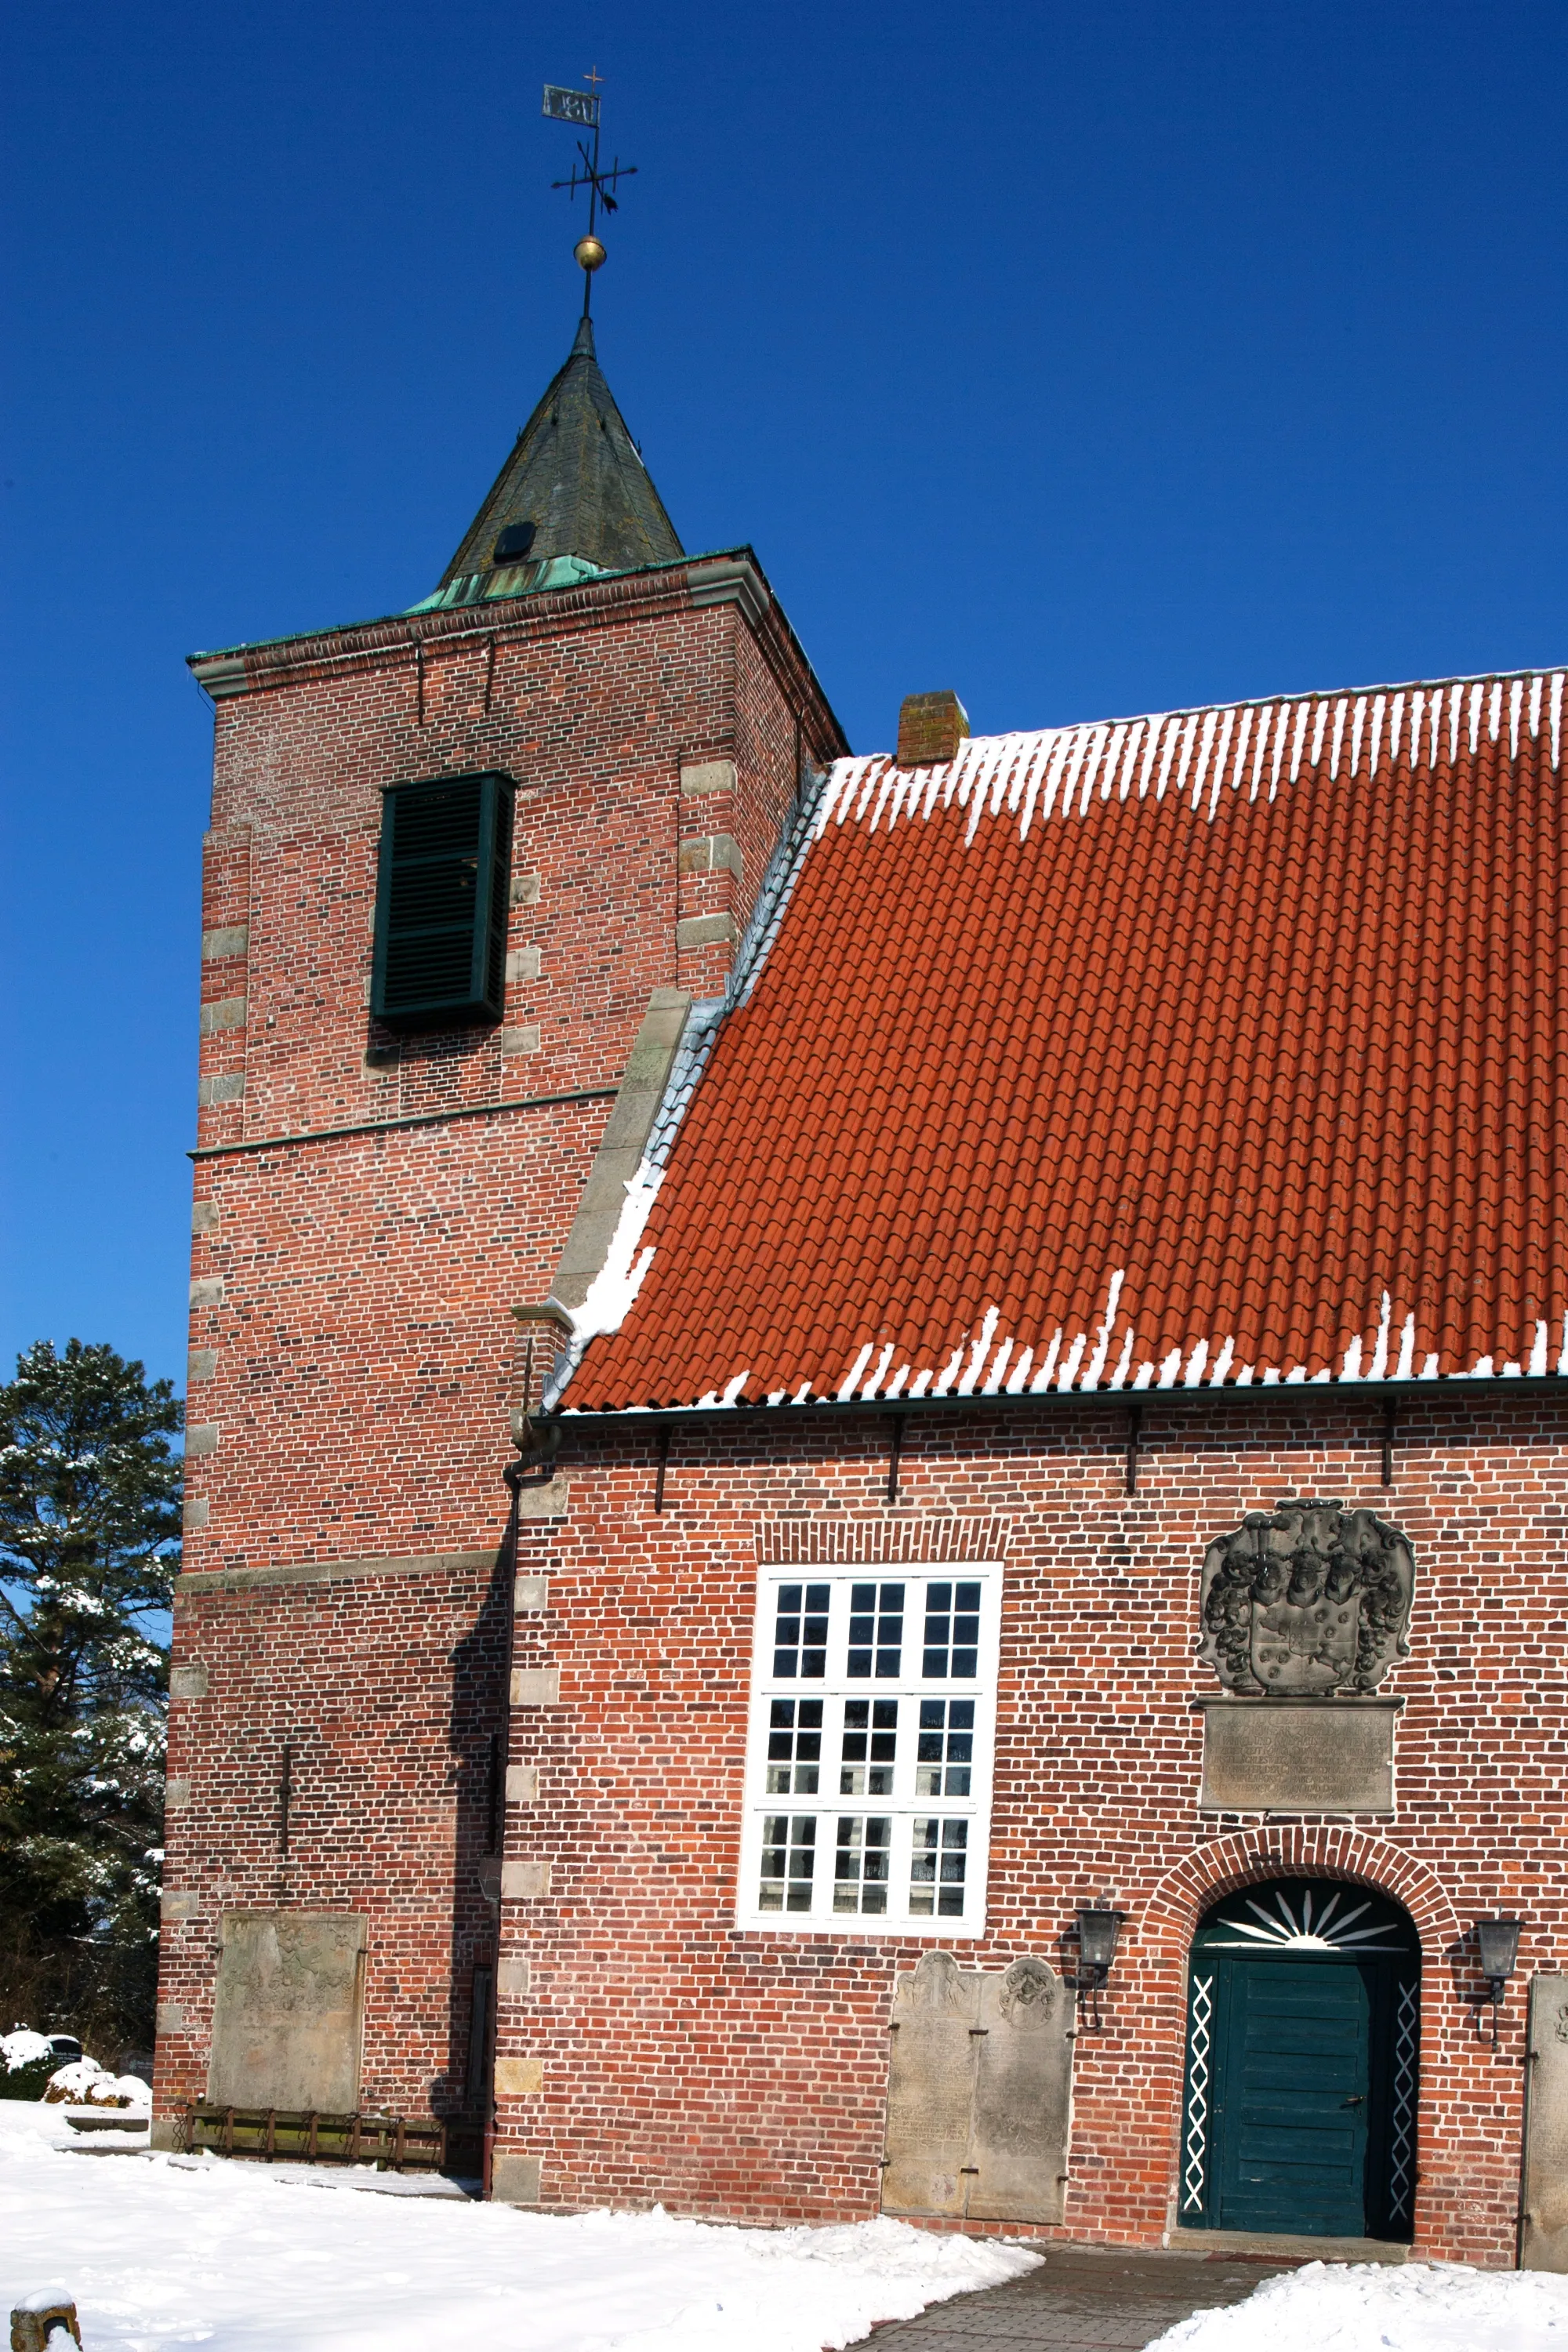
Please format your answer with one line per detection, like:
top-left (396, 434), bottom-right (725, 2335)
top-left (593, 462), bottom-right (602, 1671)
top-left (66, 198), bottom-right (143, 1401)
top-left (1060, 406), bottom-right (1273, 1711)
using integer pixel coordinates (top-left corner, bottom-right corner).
top-left (542, 71), bottom-right (638, 318)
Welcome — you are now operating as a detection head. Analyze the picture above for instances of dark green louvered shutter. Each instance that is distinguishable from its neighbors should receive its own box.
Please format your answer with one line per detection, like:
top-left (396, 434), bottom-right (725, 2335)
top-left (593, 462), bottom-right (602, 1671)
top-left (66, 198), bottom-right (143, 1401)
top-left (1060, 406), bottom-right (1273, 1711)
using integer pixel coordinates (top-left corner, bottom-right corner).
top-left (371, 771), bottom-right (514, 1028)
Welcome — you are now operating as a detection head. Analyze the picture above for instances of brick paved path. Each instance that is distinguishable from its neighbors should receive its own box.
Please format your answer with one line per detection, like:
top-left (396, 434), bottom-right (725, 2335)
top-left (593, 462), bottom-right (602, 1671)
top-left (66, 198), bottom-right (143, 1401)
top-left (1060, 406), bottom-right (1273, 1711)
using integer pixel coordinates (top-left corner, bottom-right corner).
top-left (858, 2245), bottom-right (1300, 2351)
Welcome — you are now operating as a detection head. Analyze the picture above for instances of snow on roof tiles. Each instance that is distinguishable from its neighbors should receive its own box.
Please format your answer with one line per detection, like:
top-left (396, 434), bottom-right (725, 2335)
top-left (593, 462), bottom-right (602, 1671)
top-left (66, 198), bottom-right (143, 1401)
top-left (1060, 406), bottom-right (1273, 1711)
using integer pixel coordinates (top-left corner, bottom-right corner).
top-left (564, 666), bottom-right (1568, 1412)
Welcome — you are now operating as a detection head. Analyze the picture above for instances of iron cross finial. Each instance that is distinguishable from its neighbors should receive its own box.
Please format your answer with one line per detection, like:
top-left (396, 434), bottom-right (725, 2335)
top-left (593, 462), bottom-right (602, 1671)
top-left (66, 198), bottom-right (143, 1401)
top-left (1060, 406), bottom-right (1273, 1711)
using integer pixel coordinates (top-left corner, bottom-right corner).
top-left (541, 71), bottom-right (639, 318)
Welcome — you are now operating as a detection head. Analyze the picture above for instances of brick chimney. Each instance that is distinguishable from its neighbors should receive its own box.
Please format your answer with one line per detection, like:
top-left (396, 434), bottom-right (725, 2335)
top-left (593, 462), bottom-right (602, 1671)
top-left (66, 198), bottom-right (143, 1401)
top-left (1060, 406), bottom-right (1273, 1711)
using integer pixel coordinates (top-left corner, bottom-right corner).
top-left (895, 690), bottom-right (970, 769)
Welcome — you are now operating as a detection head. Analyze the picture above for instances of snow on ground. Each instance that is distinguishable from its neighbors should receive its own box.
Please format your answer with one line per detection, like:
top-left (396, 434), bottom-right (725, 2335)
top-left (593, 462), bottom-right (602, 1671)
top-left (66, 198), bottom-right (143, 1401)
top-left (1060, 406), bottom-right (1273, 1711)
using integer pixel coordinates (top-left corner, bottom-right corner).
top-left (0, 2101), bottom-right (1038, 2352)
top-left (1147, 2254), bottom-right (1568, 2352)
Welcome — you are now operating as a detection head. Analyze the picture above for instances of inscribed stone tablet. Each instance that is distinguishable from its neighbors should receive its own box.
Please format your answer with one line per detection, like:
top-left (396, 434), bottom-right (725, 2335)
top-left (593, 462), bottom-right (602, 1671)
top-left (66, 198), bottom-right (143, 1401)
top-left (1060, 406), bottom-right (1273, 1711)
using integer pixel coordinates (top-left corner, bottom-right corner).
top-left (207, 1911), bottom-right (366, 2111)
top-left (967, 1956), bottom-right (1075, 2224)
top-left (882, 1951), bottom-right (978, 2217)
top-left (1198, 1697), bottom-right (1399, 1813)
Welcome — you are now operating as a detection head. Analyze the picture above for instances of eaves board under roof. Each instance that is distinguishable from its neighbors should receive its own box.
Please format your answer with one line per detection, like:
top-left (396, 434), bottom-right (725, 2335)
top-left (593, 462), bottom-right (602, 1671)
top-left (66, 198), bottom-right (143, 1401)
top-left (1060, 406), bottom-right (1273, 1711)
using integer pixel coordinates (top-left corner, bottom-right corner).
top-left (561, 666), bottom-right (1568, 1414)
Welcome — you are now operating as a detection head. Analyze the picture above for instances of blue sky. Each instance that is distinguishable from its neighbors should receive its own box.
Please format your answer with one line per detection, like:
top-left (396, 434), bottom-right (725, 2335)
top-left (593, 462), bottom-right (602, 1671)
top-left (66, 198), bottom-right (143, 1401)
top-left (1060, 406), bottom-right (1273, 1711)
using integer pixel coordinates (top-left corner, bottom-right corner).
top-left (2, 0), bottom-right (1565, 1400)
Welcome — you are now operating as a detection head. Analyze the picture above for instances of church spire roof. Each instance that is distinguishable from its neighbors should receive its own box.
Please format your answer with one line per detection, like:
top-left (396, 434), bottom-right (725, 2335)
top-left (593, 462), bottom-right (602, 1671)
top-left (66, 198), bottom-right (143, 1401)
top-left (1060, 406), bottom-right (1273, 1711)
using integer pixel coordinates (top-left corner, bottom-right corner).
top-left (412, 317), bottom-right (683, 613)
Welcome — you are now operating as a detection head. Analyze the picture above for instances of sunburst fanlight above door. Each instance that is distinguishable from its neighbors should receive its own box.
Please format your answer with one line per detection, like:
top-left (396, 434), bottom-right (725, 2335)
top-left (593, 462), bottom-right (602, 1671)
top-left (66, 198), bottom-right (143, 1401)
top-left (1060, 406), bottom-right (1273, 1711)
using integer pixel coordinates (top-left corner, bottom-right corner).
top-left (1200, 1882), bottom-right (1414, 1956)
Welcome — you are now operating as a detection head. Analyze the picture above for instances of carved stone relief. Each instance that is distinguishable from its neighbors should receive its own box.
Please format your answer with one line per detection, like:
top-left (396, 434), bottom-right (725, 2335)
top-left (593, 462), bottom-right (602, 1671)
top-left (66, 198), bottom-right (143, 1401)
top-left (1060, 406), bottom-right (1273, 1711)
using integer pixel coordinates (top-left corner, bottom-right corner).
top-left (882, 1949), bottom-right (1074, 2225)
top-left (1196, 1500), bottom-right (1415, 1697)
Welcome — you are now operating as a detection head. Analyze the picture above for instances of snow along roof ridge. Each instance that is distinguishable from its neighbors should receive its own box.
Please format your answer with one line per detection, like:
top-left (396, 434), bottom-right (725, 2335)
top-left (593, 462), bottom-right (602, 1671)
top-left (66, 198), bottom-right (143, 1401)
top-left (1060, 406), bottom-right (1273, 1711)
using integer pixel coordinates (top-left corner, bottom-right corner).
top-left (869, 661), bottom-right (1567, 771)
top-left (814, 668), bottom-right (1565, 841)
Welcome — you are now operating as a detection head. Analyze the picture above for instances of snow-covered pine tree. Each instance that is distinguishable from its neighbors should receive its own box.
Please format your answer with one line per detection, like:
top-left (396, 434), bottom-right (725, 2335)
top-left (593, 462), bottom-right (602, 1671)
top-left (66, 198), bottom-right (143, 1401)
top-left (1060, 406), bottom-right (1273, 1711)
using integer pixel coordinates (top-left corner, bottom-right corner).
top-left (0, 1341), bottom-right (182, 2051)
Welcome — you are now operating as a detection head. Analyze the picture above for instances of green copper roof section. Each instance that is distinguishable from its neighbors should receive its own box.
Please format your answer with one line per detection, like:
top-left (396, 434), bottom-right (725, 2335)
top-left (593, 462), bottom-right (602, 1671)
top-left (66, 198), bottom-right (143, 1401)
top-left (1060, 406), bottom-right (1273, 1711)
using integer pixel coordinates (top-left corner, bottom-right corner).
top-left (415, 316), bottom-right (683, 612)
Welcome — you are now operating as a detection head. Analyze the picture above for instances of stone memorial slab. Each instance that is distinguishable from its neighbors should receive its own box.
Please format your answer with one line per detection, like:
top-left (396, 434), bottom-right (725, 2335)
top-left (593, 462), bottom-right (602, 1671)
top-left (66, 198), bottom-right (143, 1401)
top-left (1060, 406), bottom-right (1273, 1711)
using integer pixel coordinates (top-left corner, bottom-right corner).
top-left (1197, 1696), bottom-right (1401, 1813)
top-left (969, 1955), bottom-right (1075, 2223)
top-left (882, 1951), bottom-right (978, 2217)
top-left (207, 1911), bottom-right (366, 2111)
top-left (1523, 1974), bottom-right (1568, 2270)
top-left (882, 1948), bottom-right (1074, 2224)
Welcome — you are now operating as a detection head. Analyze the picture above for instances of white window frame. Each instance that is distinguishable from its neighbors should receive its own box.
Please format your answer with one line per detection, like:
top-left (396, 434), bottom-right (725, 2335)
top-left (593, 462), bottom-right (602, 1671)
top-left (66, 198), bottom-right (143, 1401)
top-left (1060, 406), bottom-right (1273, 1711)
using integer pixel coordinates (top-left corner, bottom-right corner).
top-left (735, 1566), bottom-right (1001, 1939)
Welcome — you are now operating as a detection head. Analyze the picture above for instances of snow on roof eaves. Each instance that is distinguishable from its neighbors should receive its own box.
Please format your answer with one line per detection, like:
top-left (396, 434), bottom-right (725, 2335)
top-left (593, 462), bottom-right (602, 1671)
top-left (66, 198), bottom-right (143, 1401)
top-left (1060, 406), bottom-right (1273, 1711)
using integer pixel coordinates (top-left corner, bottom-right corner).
top-left (561, 1286), bottom-right (1568, 1418)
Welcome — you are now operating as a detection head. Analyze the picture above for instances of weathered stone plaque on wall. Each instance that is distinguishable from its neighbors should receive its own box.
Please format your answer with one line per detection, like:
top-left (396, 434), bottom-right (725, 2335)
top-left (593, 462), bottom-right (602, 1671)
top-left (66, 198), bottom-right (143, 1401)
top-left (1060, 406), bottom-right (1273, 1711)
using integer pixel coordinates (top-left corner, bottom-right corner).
top-left (1523, 1975), bottom-right (1568, 2270)
top-left (207, 1911), bottom-right (366, 2111)
top-left (1197, 1696), bottom-right (1401, 1813)
top-left (882, 1949), bottom-right (1073, 2224)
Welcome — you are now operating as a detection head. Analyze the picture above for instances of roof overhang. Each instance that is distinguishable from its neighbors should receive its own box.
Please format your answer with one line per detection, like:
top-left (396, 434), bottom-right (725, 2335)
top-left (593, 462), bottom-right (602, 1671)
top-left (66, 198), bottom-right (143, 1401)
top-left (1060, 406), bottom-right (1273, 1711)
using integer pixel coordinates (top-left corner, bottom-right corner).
top-left (554, 1374), bottom-right (1568, 1431)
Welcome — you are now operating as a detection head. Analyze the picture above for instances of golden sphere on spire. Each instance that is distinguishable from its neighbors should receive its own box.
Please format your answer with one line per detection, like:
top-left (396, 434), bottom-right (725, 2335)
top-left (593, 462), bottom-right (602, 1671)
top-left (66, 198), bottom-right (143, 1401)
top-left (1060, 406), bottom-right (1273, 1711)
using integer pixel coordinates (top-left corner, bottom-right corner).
top-left (575, 234), bottom-right (607, 272)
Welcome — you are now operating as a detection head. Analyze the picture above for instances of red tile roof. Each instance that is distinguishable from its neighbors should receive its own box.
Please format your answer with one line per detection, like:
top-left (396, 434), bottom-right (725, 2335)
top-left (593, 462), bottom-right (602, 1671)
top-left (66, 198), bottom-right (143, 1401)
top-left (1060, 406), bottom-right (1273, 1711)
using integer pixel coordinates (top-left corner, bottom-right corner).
top-left (566, 669), bottom-right (1568, 1412)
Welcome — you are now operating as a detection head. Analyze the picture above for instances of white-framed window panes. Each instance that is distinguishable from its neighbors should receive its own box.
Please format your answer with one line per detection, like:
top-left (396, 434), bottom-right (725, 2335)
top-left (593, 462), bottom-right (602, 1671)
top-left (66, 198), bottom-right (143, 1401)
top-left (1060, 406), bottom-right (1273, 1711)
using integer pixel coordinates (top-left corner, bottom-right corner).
top-left (738, 1570), bottom-right (999, 1936)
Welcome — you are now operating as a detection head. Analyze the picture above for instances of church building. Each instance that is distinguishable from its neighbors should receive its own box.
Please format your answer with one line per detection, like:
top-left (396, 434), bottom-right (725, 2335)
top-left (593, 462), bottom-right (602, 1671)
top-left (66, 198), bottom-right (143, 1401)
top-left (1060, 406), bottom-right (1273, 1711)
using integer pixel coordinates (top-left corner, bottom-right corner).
top-left (155, 226), bottom-right (1568, 2269)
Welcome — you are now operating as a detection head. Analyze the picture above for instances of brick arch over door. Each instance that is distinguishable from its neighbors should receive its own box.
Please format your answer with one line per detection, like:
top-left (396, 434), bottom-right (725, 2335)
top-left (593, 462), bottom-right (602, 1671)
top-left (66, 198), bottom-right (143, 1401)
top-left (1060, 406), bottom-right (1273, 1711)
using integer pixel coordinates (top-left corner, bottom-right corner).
top-left (1131, 1828), bottom-right (1464, 2250)
top-left (1141, 1829), bottom-right (1463, 1965)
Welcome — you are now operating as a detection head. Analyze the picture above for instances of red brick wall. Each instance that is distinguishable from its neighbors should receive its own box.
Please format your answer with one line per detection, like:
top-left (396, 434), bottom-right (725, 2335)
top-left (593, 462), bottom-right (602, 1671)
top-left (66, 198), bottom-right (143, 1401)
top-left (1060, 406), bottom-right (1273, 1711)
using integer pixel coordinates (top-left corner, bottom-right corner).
top-left (158, 1555), bottom-right (508, 2125)
top-left (158, 561), bottom-right (843, 2136)
top-left (489, 1392), bottom-right (1564, 2263)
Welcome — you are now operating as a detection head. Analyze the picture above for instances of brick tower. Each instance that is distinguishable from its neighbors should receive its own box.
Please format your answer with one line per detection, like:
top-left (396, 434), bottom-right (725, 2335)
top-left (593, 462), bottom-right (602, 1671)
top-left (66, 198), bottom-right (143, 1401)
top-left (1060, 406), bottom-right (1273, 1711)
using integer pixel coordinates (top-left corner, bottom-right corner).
top-left (154, 312), bottom-right (848, 2159)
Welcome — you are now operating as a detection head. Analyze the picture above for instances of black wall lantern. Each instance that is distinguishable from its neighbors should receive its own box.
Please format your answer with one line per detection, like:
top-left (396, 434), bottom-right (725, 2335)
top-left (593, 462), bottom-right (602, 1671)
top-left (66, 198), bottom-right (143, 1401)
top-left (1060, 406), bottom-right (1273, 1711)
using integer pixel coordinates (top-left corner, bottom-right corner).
top-left (1074, 1907), bottom-right (1127, 2031)
top-left (1475, 1917), bottom-right (1523, 2045)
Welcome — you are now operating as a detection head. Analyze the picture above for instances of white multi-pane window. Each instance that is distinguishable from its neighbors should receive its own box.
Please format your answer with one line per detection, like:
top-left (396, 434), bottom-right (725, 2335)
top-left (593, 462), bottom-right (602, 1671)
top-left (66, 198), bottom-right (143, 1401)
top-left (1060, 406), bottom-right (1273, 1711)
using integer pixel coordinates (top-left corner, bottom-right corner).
top-left (737, 1569), bottom-right (1000, 1936)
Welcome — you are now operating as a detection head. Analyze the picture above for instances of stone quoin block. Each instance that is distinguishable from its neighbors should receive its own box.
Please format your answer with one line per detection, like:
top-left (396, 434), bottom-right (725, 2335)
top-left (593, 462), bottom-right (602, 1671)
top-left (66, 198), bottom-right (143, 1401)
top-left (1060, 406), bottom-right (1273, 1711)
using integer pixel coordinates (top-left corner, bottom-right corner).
top-left (514, 1483), bottom-right (570, 1522)
top-left (678, 833), bottom-right (744, 876)
top-left (510, 1668), bottom-right (561, 1708)
top-left (493, 2056), bottom-right (543, 2097)
top-left (680, 757), bottom-right (738, 797)
top-left (675, 912), bottom-right (738, 950)
top-left (201, 924), bottom-right (250, 960)
top-left (497, 1957), bottom-right (532, 1998)
top-left (199, 996), bottom-right (247, 1034)
top-left (169, 1664), bottom-right (209, 1700)
top-left (185, 1424), bottom-right (220, 1457)
top-left (491, 2153), bottom-right (543, 2205)
top-left (187, 1349), bottom-right (216, 1383)
top-left (196, 1073), bottom-right (245, 1106)
top-left (501, 1861), bottom-right (552, 1900)
top-left (514, 1575), bottom-right (550, 1611)
top-left (506, 1765), bottom-right (539, 1804)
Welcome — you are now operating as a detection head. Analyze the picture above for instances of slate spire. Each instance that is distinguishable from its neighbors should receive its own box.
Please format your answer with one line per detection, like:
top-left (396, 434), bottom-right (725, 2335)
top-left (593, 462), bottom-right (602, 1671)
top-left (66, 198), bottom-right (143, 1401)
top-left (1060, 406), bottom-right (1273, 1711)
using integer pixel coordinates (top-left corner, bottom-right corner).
top-left (420, 318), bottom-right (683, 611)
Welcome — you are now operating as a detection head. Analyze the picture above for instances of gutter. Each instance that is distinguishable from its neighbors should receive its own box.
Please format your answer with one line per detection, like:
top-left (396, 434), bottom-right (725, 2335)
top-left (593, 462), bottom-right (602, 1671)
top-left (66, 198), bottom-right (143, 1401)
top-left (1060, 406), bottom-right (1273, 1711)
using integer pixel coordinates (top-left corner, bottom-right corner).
top-left (551, 1374), bottom-right (1568, 1431)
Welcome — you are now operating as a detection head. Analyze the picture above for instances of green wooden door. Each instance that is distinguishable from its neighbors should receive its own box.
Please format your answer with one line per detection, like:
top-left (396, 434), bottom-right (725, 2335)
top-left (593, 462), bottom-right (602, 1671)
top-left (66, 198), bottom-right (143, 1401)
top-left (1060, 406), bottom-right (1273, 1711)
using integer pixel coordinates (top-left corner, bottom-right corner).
top-left (1180, 1878), bottom-right (1419, 2241)
top-left (1217, 1956), bottom-right (1373, 2234)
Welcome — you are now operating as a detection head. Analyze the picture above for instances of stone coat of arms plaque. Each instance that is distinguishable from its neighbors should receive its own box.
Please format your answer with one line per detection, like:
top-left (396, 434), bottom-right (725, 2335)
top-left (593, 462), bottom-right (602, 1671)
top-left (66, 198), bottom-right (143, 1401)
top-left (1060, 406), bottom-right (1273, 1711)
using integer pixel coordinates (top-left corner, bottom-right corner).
top-left (1196, 1500), bottom-right (1415, 1697)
